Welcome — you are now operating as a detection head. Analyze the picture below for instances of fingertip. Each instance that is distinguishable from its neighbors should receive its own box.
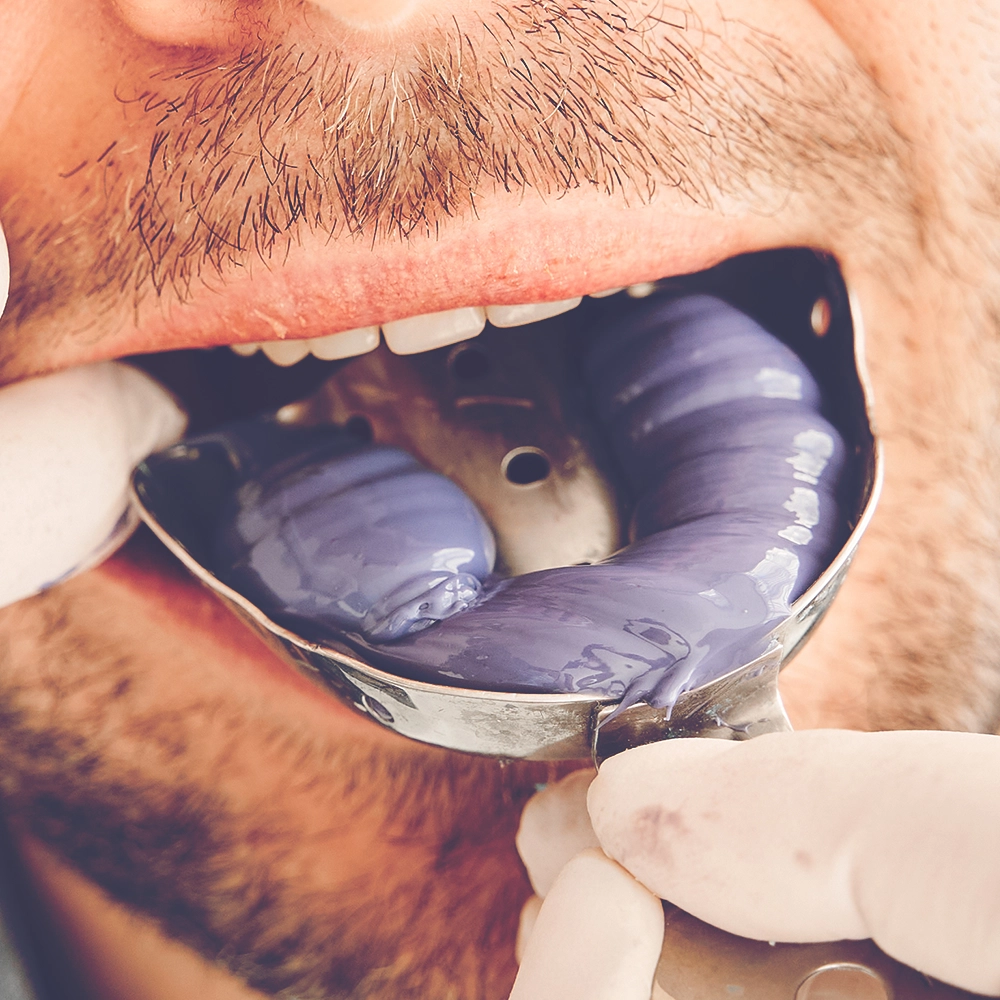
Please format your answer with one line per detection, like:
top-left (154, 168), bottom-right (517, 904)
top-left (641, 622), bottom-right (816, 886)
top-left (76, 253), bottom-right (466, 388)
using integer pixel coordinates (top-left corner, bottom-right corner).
top-left (588, 738), bottom-right (737, 850)
top-left (0, 362), bottom-right (186, 608)
top-left (592, 737), bottom-right (738, 794)
top-left (113, 362), bottom-right (188, 461)
top-left (588, 730), bottom-right (1000, 996)
top-left (516, 769), bottom-right (598, 897)
top-left (509, 849), bottom-right (664, 1000)
top-left (0, 219), bottom-right (9, 320)
top-left (515, 895), bottom-right (542, 964)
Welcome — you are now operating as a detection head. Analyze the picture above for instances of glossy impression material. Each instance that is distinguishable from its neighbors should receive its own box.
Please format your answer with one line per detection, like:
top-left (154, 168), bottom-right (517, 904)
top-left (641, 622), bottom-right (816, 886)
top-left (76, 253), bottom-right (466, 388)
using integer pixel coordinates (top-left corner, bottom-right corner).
top-left (213, 295), bottom-right (846, 711)
top-left (217, 445), bottom-right (495, 641)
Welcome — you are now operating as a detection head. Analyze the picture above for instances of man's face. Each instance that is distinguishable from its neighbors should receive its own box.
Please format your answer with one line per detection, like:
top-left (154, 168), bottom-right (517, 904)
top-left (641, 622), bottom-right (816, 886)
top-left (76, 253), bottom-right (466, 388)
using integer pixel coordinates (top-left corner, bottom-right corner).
top-left (1, 1), bottom-right (999, 997)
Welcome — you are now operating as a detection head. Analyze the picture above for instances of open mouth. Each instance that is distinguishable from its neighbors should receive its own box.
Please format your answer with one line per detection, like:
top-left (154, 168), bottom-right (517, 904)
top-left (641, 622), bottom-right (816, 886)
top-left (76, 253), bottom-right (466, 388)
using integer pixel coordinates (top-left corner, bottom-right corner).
top-left (129, 246), bottom-right (877, 749)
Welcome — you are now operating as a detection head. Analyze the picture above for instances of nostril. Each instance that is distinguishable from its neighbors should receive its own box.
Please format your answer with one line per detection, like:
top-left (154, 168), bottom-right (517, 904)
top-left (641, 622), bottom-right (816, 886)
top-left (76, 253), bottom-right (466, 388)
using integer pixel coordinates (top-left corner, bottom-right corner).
top-left (449, 346), bottom-right (492, 380)
top-left (503, 447), bottom-right (551, 486)
top-left (345, 414), bottom-right (374, 443)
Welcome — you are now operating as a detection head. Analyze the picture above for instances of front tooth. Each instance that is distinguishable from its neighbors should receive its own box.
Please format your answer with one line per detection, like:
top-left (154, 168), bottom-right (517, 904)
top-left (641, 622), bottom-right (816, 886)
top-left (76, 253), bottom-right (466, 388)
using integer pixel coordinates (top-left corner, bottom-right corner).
top-left (260, 340), bottom-right (311, 366)
top-left (230, 342), bottom-right (261, 357)
top-left (588, 287), bottom-right (625, 299)
top-left (485, 298), bottom-right (582, 328)
top-left (382, 307), bottom-right (486, 355)
top-left (626, 282), bottom-right (657, 298)
top-left (308, 326), bottom-right (380, 361)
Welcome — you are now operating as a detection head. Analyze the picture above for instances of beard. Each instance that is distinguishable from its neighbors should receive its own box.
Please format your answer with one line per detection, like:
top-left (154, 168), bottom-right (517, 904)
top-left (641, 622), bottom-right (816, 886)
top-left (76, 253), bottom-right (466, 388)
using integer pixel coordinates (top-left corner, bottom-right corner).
top-left (0, 530), bottom-right (568, 999)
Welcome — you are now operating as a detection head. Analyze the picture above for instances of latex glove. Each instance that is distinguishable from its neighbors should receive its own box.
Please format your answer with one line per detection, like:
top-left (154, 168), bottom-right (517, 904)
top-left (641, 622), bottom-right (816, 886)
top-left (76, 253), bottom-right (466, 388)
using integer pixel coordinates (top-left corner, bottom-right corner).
top-left (512, 730), bottom-right (1000, 999)
top-left (0, 218), bottom-right (9, 317)
top-left (0, 361), bottom-right (187, 607)
top-left (0, 221), bottom-right (187, 607)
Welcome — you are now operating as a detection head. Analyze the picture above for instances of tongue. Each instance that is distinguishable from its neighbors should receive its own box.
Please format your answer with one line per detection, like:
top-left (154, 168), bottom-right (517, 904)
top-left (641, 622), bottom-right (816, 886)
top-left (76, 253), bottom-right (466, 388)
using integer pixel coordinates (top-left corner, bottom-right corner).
top-left (209, 294), bottom-right (847, 709)
top-left (0, 362), bottom-right (187, 608)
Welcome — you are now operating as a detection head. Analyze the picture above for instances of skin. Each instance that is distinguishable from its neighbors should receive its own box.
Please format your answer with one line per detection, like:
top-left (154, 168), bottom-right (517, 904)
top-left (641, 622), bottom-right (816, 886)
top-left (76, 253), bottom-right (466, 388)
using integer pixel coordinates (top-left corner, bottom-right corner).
top-left (0, 0), bottom-right (999, 997)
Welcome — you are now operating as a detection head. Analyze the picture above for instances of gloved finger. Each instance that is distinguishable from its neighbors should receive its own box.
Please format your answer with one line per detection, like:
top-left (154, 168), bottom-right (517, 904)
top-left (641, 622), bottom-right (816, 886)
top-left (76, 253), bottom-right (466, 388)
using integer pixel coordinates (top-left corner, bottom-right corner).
top-left (508, 848), bottom-right (664, 1000)
top-left (0, 361), bottom-right (187, 608)
top-left (515, 895), bottom-right (542, 963)
top-left (588, 730), bottom-right (1000, 997)
top-left (0, 220), bottom-right (9, 318)
top-left (515, 769), bottom-right (599, 897)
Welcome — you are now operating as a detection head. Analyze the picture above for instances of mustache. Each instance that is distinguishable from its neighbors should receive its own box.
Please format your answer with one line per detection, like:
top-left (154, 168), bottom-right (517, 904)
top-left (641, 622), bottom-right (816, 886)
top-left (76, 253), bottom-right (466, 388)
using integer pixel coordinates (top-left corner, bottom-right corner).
top-left (3, 0), bottom-right (906, 325)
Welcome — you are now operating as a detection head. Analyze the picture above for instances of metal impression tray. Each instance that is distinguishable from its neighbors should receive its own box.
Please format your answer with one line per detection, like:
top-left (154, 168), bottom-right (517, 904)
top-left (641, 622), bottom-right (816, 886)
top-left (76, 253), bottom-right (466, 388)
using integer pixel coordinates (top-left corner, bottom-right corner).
top-left (132, 249), bottom-right (881, 763)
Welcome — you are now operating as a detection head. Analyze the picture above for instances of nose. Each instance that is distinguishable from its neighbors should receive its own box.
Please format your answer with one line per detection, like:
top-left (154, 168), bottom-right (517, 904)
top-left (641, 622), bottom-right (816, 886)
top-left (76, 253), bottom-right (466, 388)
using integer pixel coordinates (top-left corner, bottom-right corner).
top-left (113, 0), bottom-right (421, 47)
top-left (308, 0), bottom-right (419, 27)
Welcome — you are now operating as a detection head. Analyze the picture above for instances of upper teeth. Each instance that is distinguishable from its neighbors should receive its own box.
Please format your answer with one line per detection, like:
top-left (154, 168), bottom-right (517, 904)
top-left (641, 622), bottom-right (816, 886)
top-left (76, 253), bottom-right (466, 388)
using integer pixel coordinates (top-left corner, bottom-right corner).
top-left (382, 306), bottom-right (486, 355)
top-left (235, 327), bottom-right (381, 367)
top-left (484, 297), bottom-right (581, 328)
top-left (232, 287), bottom-right (639, 366)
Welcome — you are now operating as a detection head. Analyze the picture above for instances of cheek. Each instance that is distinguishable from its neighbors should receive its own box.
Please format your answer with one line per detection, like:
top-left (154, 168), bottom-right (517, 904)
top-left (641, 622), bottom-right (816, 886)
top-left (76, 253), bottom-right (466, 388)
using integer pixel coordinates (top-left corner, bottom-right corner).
top-left (0, 2), bottom-right (54, 138)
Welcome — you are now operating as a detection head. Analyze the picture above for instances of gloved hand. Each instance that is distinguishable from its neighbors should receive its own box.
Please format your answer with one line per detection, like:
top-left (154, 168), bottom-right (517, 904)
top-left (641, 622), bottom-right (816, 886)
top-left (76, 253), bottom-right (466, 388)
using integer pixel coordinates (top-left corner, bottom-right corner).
top-left (511, 730), bottom-right (1000, 999)
top-left (0, 220), bottom-right (187, 608)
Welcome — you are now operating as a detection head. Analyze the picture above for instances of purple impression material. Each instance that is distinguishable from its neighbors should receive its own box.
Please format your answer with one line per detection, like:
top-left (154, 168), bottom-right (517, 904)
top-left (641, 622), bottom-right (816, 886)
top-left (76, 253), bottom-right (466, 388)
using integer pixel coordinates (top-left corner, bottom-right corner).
top-left (215, 295), bottom-right (846, 710)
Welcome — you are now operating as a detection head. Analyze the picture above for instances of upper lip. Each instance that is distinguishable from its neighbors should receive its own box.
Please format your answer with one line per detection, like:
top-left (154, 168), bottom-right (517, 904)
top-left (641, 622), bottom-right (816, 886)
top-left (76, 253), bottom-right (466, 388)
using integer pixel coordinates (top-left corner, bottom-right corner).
top-left (3, 190), bottom-right (811, 382)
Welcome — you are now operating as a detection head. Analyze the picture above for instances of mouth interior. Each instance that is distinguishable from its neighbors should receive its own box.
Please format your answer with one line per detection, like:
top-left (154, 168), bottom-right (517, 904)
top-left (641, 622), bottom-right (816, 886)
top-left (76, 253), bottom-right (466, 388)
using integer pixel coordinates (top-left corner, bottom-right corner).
top-left (130, 247), bottom-right (872, 707)
top-left (133, 247), bottom-right (864, 490)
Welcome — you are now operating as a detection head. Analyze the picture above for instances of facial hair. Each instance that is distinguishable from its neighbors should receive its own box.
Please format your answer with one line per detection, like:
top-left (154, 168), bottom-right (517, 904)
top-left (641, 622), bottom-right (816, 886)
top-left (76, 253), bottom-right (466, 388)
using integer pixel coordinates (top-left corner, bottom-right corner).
top-left (1, 0), bottom-right (910, 330)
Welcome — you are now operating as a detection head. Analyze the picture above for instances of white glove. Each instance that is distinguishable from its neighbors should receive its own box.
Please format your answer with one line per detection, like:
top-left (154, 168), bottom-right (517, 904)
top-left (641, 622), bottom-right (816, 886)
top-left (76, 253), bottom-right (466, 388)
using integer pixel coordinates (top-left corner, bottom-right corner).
top-left (0, 221), bottom-right (187, 606)
top-left (0, 218), bottom-right (9, 318)
top-left (0, 360), bottom-right (187, 607)
top-left (512, 730), bottom-right (1000, 999)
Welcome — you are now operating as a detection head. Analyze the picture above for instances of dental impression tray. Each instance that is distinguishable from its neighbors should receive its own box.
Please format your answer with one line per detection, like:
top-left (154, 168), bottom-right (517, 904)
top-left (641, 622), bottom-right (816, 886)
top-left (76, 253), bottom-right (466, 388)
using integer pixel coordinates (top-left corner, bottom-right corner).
top-left (132, 249), bottom-right (880, 763)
